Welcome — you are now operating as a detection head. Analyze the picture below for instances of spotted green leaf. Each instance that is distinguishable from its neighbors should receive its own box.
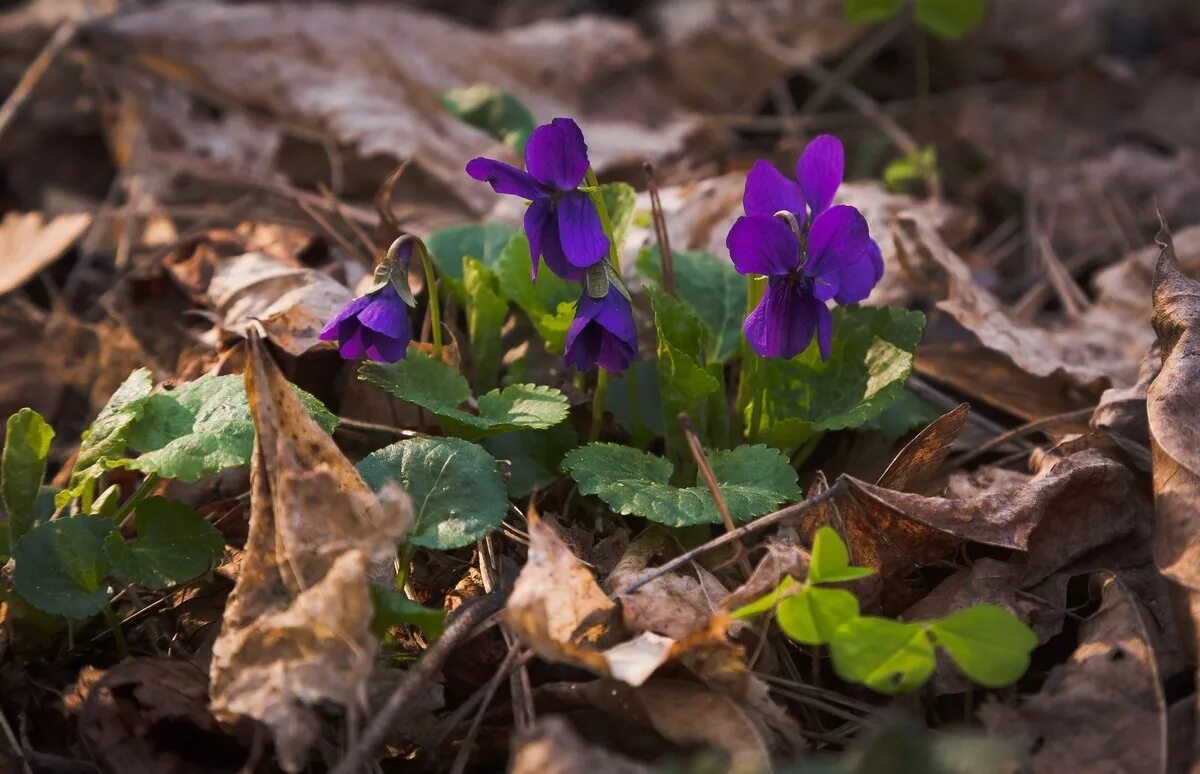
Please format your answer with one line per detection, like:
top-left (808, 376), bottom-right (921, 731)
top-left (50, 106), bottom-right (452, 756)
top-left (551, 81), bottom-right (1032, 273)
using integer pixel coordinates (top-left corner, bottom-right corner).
top-left (357, 437), bottom-right (507, 549)
top-left (830, 617), bottom-right (936, 694)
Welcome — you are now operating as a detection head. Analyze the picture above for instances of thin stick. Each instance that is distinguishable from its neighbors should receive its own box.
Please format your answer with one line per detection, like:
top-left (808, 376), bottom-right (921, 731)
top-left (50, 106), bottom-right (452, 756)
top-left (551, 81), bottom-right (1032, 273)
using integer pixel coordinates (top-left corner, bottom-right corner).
top-left (0, 23), bottom-right (78, 145)
top-left (946, 408), bottom-right (1094, 471)
top-left (800, 15), bottom-right (906, 117)
top-left (678, 413), bottom-right (751, 576)
top-left (0, 701), bottom-right (32, 774)
top-left (613, 479), bottom-right (847, 597)
top-left (643, 162), bottom-right (676, 297)
top-left (330, 591), bottom-right (508, 774)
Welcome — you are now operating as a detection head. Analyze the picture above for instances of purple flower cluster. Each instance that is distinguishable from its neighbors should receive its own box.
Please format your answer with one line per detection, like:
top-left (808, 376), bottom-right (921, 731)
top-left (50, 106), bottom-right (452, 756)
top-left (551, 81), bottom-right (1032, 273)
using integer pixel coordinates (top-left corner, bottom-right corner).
top-left (727, 135), bottom-right (883, 360)
top-left (468, 118), bottom-right (636, 372)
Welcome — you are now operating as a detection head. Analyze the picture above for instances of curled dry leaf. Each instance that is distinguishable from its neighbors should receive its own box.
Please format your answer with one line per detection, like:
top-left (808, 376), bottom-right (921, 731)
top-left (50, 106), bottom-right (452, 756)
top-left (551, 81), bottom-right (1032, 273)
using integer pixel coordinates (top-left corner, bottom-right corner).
top-left (510, 716), bottom-right (652, 774)
top-left (208, 252), bottom-right (354, 357)
top-left (0, 211), bottom-right (92, 296)
top-left (721, 528), bottom-right (811, 611)
top-left (897, 213), bottom-right (1147, 393)
top-left (208, 333), bottom-right (411, 772)
top-left (981, 574), bottom-right (1167, 773)
top-left (1091, 344), bottom-right (1160, 471)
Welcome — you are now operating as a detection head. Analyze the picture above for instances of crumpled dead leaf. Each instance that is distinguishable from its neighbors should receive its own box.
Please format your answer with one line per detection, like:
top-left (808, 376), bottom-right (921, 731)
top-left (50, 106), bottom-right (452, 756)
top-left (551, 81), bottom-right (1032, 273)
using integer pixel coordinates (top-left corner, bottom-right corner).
top-left (981, 574), bottom-right (1167, 773)
top-left (0, 211), bottom-right (92, 296)
top-left (208, 332), bottom-right (411, 772)
top-left (76, 658), bottom-right (246, 774)
top-left (509, 716), bottom-right (652, 774)
top-left (208, 252), bottom-right (354, 356)
top-left (89, 2), bottom-right (707, 215)
top-left (1146, 222), bottom-right (1200, 661)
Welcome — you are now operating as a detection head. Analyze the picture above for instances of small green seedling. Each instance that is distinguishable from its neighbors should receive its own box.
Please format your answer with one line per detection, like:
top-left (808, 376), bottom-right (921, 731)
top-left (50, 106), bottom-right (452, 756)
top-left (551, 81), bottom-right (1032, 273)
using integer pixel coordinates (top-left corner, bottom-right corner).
top-left (844, 0), bottom-right (988, 40)
top-left (735, 526), bottom-right (1038, 694)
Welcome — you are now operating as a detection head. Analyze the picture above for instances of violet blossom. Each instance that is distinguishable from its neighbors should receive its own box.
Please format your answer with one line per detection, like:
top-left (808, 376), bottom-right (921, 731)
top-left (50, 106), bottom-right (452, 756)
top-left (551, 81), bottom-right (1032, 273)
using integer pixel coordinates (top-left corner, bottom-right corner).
top-left (726, 135), bottom-right (883, 360)
top-left (563, 282), bottom-right (638, 373)
top-left (319, 283), bottom-right (413, 363)
top-left (466, 117), bottom-right (608, 282)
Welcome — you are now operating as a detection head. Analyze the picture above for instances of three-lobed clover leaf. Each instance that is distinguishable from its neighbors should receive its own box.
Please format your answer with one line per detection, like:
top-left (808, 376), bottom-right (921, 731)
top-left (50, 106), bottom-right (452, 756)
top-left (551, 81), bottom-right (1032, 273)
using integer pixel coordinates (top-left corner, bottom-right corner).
top-left (13, 516), bottom-right (116, 618)
top-left (104, 497), bottom-right (225, 590)
top-left (3, 408), bottom-right (55, 544)
top-left (563, 442), bottom-right (800, 527)
top-left (360, 349), bottom-right (569, 441)
top-left (357, 437), bottom-right (507, 549)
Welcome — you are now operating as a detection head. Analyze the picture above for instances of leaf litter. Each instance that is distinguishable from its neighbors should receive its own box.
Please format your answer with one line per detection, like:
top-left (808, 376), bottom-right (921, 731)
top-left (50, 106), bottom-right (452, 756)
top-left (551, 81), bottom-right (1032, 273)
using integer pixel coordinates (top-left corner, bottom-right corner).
top-left (0, 1), bottom-right (1198, 771)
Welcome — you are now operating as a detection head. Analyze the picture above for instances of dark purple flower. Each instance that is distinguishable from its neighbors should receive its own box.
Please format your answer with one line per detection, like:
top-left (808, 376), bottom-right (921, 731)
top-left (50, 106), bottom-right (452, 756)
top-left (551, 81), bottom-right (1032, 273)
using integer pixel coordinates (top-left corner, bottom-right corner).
top-left (319, 283), bottom-right (412, 363)
top-left (466, 117), bottom-right (608, 282)
top-left (564, 283), bottom-right (637, 373)
top-left (727, 135), bottom-right (883, 360)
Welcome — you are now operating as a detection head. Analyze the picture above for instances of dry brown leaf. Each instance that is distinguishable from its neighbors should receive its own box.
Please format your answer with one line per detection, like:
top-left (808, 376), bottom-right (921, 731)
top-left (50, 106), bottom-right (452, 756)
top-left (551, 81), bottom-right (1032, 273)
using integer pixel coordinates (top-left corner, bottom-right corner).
top-left (92, 2), bottom-right (705, 215)
top-left (1091, 343), bottom-right (1160, 471)
top-left (510, 716), bottom-right (652, 774)
top-left (0, 211), bottom-right (91, 296)
top-left (981, 574), bottom-right (1167, 773)
top-left (849, 448), bottom-right (1150, 586)
top-left (208, 333), bottom-right (411, 772)
top-left (554, 678), bottom-right (771, 771)
top-left (208, 252), bottom-right (354, 357)
top-left (77, 659), bottom-right (244, 774)
top-left (721, 529), bottom-right (811, 610)
top-left (897, 213), bottom-right (1146, 392)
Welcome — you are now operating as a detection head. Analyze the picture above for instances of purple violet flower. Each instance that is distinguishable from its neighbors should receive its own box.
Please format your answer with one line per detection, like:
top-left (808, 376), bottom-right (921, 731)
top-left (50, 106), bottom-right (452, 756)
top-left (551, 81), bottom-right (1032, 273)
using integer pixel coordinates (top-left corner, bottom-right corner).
top-left (727, 135), bottom-right (884, 360)
top-left (319, 283), bottom-right (413, 363)
top-left (466, 117), bottom-right (608, 282)
top-left (564, 283), bottom-right (638, 373)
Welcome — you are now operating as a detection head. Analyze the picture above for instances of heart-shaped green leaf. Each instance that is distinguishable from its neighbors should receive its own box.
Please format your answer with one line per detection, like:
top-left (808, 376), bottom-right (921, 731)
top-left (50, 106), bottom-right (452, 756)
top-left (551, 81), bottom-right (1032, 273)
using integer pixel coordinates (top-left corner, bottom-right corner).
top-left (104, 497), bottom-right (225, 590)
top-left (927, 604), bottom-right (1037, 687)
top-left (563, 442), bottom-right (800, 527)
top-left (809, 526), bottom-right (875, 585)
top-left (777, 586), bottom-right (861, 645)
top-left (357, 437), bottom-right (507, 549)
top-left (830, 617), bottom-right (936, 694)
top-left (13, 516), bottom-right (116, 618)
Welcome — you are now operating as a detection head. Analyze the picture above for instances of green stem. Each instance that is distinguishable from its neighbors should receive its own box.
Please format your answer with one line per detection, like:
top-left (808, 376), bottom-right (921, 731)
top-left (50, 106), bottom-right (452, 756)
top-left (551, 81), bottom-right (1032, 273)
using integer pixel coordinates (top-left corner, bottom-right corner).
top-left (589, 368), bottom-right (609, 442)
top-left (113, 473), bottom-right (159, 529)
top-left (748, 368), bottom-right (766, 443)
top-left (103, 604), bottom-right (130, 659)
top-left (395, 543), bottom-right (417, 592)
top-left (417, 243), bottom-right (443, 361)
top-left (735, 277), bottom-right (768, 442)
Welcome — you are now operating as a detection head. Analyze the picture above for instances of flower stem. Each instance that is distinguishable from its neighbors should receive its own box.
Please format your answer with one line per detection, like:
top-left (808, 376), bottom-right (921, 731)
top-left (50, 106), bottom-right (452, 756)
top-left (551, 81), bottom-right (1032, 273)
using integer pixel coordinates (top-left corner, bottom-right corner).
top-left (735, 276), bottom-right (768, 442)
top-left (395, 542), bottom-right (416, 592)
top-left (589, 368), bottom-right (609, 442)
top-left (103, 603), bottom-right (130, 659)
top-left (417, 243), bottom-right (443, 361)
top-left (113, 473), bottom-right (159, 529)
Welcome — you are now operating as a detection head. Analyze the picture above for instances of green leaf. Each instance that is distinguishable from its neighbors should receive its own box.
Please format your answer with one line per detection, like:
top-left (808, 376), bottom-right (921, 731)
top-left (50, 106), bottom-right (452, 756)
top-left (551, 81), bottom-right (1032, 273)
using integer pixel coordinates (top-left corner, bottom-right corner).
top-left (3, 409), bottom-right (54, 543)
top-left (914, 0), bottom-right (987, 39)
top-left (605, 358), bottom-right (667, 440)
top-left (482, 422), bottom-right (578, 498)
top-left (844, 0), bottom-right (904, 23)
top-left (360, 350), bottom-right (568, 441)
top-left (357, 437), bottom-right (507, 549)
top-left (427, 223), bottom-right (521, 301)
top-left (439, 84), bottom-right (535, 152)
top-left (370, 586), bottom-right (447, 639)
top-left (600, 182), bottom-right (637, 254)
top-left (59, 368), bottom-right (155, 507)
top-left (104, 497), bottom-right (225, 590)
top-left (637, 247), bottom-right (748, 364)
top-left (809, 526), bottom-right (875, 585)
top-left (464, 256), bottom-right (508, 393)
top-left (927, 605), bottom-right (1037, 687)
top-left (90, 485), bottom-right (122, 518)
top-left (884, 145), bottom-right (938, 192)
top-left (13, 516), bottom-right (116, 618)
top-left (494, 232), bottom-right (578, 352)
top-left (562, 443), bottom-right (800, 527)
top-left (863, 388), bottom-right (943, 439)
top-left (830, 617), bottom-right (936, 694)
top-left (121, 375), bottom-right (337, 482)
top-left (732, 576), bottom-right (798, 619)
top-left (777, 587), bottom-right (861, 645)
top-left (756, 306), bottom-right (925, 449)
top-left (649, 288), bottom-right (723, 454)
